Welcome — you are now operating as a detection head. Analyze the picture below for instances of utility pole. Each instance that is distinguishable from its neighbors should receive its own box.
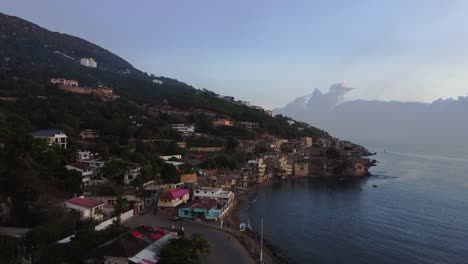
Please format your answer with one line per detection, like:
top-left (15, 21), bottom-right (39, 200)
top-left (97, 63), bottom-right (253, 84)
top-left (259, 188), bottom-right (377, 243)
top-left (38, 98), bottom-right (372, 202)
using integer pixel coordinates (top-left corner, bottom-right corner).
top-left (260, 217), bottom-right (264, 263)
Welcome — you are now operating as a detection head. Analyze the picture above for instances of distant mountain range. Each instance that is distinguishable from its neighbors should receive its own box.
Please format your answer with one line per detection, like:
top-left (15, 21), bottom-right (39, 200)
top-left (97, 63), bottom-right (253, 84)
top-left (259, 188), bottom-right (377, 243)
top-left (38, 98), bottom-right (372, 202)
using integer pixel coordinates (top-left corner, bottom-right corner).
top-left (275, 83), bottom-right (468, 146)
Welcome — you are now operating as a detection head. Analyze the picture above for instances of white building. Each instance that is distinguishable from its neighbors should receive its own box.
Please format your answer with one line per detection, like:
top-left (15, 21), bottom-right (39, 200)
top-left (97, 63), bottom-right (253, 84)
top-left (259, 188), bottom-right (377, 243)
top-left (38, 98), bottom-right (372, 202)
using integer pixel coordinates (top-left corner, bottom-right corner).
top-left (248, 159), bottom-right (267, 183)
top-left (31, 129), bottom-right (67, 149)
top-left (159, 155), bottom-right (182, 161)
top-left (76, 150), bottom-right (105, 174)
top-left (239, 121), bottom-right (259, 131)
top-left (143, 181), bottom-right (184, 192)
top-left (77, 150), bottom-right (92, 161)
top-left (80, 58), bottom-right (97, 68)
top-left (124, 164), bottom-right (142, 185)
top-left (50, 78), bottom-right (78, 87)
top-left (278, 156), bottom-right (293, 176)
top-left (65, 196), bottom-right (105, 221)
top-left (65, 163), bottom-right (93, 186)
top-left (193, 187), bottom-right (234, 205)
top-left (171, 124), bottom-right (195, 136)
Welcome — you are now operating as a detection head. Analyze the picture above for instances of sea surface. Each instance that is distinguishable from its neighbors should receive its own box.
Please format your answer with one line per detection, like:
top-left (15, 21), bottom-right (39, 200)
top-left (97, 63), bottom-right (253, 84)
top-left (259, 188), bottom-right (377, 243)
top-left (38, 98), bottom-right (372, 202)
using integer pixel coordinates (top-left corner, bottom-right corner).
top-left (247, 143), bottom-right (468, 264)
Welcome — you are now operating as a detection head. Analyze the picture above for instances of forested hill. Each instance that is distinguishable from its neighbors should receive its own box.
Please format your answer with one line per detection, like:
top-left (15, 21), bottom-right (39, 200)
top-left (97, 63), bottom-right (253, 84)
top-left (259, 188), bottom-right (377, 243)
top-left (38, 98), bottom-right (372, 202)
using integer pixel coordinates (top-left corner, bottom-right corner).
top-left (0, 11), bottom-right (330, 140)
top-left (0, 12), bottom-right (141, 77)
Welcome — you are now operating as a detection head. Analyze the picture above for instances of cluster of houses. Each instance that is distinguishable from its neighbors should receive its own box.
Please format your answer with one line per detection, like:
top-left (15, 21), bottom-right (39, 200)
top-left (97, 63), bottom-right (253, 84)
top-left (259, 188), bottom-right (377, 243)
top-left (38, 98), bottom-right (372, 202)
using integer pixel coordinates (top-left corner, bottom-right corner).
top-left (28, 105), bottom-right (371, 238)
top-left (50, 78), bottom-right (119, 101)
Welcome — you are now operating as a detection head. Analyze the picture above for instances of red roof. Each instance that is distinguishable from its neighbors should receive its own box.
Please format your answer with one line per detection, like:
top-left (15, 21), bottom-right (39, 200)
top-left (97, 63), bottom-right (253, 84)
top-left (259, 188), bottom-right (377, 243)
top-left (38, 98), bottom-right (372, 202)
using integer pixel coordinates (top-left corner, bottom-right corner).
top-left (190, 154), bottom-right (204, 159)
top-left (66, 197), bottom-right (104, 208)
top-left (160, 188), bottom-right (189, 200)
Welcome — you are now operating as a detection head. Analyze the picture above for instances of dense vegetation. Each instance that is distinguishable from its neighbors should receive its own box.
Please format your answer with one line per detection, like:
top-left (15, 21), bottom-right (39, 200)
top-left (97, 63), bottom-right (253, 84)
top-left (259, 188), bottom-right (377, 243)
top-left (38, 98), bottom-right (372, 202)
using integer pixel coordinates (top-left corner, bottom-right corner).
top-left (159, 233), bottom-right (210, 264)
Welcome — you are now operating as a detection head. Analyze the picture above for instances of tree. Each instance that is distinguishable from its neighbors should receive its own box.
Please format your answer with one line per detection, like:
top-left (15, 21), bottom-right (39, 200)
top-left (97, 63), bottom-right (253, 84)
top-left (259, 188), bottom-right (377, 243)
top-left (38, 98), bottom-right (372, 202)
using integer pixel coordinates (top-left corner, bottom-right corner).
top-left (190, 233), bottom-right (210, 257)
top-left (113, 196), bottom-right (129, 217)
top-left (158, 234), bottom-right (210, 264)
top-left (102, 160), bottom-right (128, 183)
top-left (225, 137), bottom-right (239, 153)
top-left (254, 141), bottom-right (269, 154)
top-left (160, 163), bottom-right (179, 184)
top-left (192, 114), bottom-right (213, 133)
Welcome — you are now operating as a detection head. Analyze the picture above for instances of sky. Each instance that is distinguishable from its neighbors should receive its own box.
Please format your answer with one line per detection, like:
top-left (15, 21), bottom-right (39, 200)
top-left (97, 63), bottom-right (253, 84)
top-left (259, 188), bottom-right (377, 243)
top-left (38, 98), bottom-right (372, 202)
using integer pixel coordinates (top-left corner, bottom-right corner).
top-left (2, 0), bottom-right (468, 109)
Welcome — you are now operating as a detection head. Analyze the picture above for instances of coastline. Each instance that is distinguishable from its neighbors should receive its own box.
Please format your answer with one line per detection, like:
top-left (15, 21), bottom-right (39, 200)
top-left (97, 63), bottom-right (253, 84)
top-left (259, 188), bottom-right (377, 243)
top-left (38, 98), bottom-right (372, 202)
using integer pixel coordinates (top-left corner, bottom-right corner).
top-left (223, 182), bottom-right (294, 264)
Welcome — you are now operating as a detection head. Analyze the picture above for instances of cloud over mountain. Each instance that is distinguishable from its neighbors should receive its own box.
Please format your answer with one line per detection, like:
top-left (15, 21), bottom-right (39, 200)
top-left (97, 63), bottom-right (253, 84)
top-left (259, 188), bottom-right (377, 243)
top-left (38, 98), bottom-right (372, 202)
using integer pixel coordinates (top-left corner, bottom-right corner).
top-left (275, 83), bottom-right (468, 147)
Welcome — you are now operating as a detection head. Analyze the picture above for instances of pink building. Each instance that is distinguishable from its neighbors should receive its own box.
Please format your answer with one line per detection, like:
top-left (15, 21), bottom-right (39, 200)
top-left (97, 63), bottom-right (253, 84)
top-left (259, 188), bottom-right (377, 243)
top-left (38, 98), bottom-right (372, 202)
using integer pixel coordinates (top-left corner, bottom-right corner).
top-left (158, 188), bottom-right (190, 213)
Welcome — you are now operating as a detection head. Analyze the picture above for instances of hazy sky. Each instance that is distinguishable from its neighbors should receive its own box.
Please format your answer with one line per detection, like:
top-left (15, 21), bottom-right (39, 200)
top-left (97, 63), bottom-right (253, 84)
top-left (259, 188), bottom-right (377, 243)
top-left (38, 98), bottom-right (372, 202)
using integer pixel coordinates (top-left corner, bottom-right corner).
top-left (2, 0), bottom-right (468, 108)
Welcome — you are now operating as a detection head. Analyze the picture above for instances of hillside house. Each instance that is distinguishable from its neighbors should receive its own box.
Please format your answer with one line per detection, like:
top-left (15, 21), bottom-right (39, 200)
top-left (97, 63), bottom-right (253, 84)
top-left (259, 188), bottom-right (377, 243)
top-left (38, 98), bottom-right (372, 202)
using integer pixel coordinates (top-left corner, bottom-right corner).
top-left (80, 57), bottom-right (97, 68)
top-left (65, 196), bottom-right (104, 221)
top-left (77, 150), bottom-right (92, 160)
top-left (213, 118), bottom-right (234, 127)
top-left (239, 121), bottom-right (260, 131)
top-left (293, 160), bottom-right (310, 177)
top-left (124, 164), bottom-right (142, 185)
top-left (248, 159), bottom-right (267, 183)
top-left (31, 129), bottom-right (67, 149)
top-left (278, 156), bottom-right (293, 177)
top-left (65, 163), bottom-right (93, 186)
top-left (50, 78), bottom-right (78, 87)
top-left (79, 129), bottom-right (99, 139)
top-left (171, 124), bottom-right (195, 136)
top-left (302, 137), bottom-right (313, 147)
top-left (159, 155), bottom-right (182, 161)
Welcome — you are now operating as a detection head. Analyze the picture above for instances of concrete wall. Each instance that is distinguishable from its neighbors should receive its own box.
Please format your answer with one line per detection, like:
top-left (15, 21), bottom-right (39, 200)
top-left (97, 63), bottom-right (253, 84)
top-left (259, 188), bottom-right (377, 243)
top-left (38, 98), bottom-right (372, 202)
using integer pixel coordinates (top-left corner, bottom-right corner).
top-left (94, 209), bottom-right (134, 231)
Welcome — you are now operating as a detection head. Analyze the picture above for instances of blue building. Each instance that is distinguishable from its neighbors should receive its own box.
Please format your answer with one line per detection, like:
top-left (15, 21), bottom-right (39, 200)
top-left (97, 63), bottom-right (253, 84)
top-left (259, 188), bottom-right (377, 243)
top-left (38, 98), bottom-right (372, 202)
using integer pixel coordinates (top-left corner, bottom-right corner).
top-left (178, 199), bottom-right (229, 221)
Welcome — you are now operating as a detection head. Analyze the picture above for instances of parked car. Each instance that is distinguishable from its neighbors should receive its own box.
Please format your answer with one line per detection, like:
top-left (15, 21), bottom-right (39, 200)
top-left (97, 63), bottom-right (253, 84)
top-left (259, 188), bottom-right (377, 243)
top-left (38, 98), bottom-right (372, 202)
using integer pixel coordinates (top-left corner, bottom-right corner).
top-left (171, 215), bottom-right (181, 221)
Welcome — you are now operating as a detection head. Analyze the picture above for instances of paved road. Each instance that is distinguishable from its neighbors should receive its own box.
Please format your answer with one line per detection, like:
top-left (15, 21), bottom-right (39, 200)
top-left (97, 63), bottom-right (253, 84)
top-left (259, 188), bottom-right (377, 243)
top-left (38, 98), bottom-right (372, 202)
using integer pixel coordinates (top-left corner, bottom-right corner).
top-left (125, 213), bottom-right (255, 264)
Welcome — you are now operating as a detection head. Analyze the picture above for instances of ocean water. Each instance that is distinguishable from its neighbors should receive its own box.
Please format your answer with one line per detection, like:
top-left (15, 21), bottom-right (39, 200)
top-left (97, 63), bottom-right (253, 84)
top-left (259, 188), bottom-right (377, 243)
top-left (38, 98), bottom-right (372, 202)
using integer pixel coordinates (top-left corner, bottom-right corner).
top-left (248, 144), bottom-right (468, 264)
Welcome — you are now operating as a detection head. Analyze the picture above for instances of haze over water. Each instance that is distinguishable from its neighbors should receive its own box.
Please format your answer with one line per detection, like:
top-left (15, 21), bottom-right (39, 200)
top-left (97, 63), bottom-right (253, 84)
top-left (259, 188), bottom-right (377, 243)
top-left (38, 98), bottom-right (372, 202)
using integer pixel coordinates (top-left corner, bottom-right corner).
top-left (248, 143), bottom-right (468, 264)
